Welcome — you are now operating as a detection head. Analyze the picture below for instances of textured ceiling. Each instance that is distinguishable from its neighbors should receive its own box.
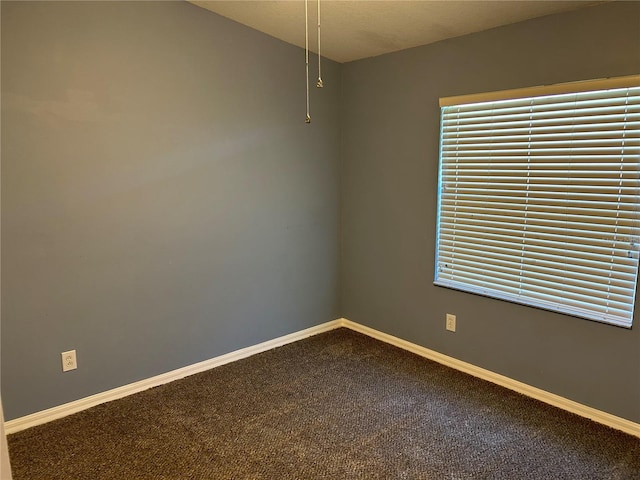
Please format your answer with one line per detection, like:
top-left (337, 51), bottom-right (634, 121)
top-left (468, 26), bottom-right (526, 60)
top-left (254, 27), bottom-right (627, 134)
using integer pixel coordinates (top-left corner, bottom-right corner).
top-left (190, 1), bottom-right (603, 63)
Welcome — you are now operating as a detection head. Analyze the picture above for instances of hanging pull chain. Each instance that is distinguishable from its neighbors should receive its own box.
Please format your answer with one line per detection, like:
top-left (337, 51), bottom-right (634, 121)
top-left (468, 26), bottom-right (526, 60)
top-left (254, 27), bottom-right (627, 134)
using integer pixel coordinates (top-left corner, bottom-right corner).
top-left (316, 0), bottom-right (323, 88)
top-left (305, 0), bottom-right (311, 123)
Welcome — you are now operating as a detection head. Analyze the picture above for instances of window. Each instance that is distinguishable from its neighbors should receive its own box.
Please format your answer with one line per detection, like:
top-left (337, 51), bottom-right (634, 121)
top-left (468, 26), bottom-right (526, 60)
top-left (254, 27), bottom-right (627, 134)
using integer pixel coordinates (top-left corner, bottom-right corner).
top-left (435, 76), bottom-right (640, 328)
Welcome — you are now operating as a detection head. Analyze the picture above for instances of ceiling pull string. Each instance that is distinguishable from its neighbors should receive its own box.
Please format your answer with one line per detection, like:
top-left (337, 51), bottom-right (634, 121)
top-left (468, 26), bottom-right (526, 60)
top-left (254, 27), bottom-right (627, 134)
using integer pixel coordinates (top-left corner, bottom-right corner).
top-left (305, 0), bottom-right (311, 123)
top-left (316, 0), bottom-right (323, 88)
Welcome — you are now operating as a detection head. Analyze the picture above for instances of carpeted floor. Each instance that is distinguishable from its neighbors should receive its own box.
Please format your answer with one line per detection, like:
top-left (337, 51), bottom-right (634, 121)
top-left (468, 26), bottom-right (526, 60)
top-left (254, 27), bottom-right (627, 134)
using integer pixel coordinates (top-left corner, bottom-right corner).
top-left (7, 328), bottom-right (640, 479)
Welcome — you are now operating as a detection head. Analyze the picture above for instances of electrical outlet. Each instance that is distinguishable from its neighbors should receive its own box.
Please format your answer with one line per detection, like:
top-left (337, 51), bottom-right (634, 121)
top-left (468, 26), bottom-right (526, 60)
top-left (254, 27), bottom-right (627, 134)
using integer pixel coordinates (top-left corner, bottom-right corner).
top-left (61, 350), bottom-right (77, 372)
top-left (446, 313), bottom-right (456, 332)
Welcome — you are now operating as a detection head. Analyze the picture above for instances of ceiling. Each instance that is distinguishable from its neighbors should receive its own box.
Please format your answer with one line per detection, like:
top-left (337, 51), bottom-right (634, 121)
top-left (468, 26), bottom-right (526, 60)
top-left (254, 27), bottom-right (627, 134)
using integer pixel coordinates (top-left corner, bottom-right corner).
top-left (190, 0), bottom-right (603, 63)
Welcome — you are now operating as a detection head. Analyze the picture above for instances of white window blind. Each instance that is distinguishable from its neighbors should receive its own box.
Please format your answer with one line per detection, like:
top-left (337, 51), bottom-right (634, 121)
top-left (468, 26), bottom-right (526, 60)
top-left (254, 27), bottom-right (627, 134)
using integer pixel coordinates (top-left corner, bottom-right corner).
top-left (435, 76), bottom-right (640, 328)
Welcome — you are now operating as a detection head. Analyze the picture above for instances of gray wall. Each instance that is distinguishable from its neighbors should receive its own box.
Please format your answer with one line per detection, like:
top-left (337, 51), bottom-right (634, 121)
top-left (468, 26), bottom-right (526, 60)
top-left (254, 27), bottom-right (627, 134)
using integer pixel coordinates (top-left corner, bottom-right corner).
top-left (2, 0), bottom-right (639, 427)
top-left (1, 399), bottom-right (12, 480)
top-left (1, 1), bottom-right (341, 420)
top-left (340, 1), bottom-right (640, 423)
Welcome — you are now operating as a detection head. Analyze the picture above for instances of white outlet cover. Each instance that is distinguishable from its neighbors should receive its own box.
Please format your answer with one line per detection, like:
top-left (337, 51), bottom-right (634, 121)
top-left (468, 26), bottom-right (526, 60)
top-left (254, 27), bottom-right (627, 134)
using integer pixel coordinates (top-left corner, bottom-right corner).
top-left (61, 350), bottom-right (77, 372)
top-left (446, 314), bottom-right (456, 332)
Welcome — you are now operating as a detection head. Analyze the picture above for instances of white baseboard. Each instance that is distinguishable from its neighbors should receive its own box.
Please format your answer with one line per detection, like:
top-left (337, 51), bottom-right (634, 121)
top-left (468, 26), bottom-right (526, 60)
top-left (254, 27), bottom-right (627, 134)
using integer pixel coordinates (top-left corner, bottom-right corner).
top-left (338, 318), bottom-right (640, 439)
top-left (4, 320), bottom-right (342, 435)
top-left (6, 317), bottom-right (639, 439)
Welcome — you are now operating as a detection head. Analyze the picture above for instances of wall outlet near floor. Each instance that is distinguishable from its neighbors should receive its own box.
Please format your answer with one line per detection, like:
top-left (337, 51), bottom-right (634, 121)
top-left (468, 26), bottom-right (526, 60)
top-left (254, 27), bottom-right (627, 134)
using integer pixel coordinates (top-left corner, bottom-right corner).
top-left (446, 313), bottom-right (456, 332)
top-left (61, 350), bottom-right (77, 372)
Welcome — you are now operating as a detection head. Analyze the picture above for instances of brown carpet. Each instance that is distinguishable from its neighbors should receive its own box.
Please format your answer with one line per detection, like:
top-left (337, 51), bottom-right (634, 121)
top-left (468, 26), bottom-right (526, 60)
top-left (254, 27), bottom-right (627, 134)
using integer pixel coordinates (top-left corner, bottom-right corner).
top-left (8, 328), bottom-right (640, 479)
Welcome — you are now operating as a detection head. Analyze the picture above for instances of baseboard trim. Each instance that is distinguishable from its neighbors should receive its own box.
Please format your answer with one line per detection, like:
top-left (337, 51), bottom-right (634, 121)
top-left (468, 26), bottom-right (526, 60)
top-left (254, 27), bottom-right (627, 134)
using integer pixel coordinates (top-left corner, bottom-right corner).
top-left (338, 318), bottom-right (640, 438)
top-left (6, 317), bottom-right (639, 438)
top-left (4, 320), bottom-right (342, 434)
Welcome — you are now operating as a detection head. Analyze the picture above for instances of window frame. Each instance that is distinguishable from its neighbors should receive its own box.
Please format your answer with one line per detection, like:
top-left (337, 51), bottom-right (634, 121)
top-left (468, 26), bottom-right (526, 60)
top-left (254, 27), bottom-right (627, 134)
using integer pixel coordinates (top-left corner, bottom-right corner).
top-left (434, 75), bottom-right (640, 328)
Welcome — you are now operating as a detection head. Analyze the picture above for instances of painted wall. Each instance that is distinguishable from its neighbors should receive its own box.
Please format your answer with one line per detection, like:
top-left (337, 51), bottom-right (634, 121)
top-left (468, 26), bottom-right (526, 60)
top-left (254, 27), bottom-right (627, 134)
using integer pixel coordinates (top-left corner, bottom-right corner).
top-left (1, 399), bottom-right (12, 479)
top-left (2, 0), bottom-right (639, 428)
top-left (1, 1), bottom-right (341, 420)
top-left (340, 2), bottom-right (640, 423)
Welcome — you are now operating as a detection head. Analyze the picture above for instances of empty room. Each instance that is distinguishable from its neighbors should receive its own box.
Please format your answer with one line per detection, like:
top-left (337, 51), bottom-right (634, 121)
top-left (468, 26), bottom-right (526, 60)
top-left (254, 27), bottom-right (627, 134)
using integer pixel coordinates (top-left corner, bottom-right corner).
top-left (1, 1), bottom-right (639, 478)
